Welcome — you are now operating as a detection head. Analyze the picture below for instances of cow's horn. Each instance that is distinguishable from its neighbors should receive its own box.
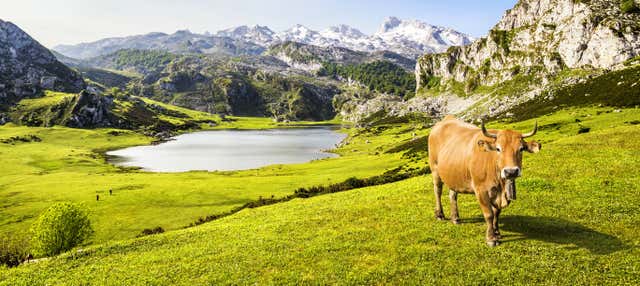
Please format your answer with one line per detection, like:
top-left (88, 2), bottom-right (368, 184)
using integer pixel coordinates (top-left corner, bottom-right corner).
top-left (481, 120), bottom-right (497, 138)
top-left (522, 120), bottom-right (538, 138)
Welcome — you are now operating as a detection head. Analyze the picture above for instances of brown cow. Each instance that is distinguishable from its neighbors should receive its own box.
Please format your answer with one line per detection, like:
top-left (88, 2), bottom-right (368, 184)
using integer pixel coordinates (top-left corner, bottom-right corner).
top-left (428, 115), bottom-right (541, 246)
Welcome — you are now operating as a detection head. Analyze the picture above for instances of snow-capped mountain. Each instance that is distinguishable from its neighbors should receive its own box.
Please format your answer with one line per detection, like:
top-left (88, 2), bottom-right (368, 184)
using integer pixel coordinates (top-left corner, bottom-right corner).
top-left (215, 25), bottom-right (275, 46)
top-left (373, 17), bottom-right (473, 56)
top-left (275, 24), bottom-right (336, 47)
top-left (321, 24), bottom-right (367, 40)
top-left (271, 17), bottom-right (473, 58)
top-left (53, 17), bottom-right (473, 59)
top-left (319, 25), bottom-right (373, 51)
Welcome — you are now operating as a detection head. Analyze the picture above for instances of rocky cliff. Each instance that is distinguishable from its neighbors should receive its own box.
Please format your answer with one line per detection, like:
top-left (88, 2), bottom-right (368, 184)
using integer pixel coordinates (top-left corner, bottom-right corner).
top-left (333, 0), bottom-right (640, 124)
top-left (0, 19), bottom-right (85, 110)
top-left (414, 0), bottom-right (640, 117)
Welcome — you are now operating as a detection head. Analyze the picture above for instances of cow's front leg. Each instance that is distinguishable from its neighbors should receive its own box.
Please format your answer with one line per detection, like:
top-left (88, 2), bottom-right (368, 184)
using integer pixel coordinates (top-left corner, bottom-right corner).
top-left (449, 190), bottom-right (459, 224)
top-left (492, 206), bottom-right (501, 239)
top-left (432, 171), bottom-right (445, 220)
top-left (476, 192), bottom-right (499, 246)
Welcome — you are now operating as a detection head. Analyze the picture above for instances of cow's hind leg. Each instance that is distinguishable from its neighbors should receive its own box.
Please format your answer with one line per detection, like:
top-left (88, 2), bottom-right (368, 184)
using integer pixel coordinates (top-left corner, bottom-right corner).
top-left (432, 170), bottom-right (445, 220)
top-left (492, 206), bottom-right (501, 239)
top-left (449, 190), bottom-right (460, 224)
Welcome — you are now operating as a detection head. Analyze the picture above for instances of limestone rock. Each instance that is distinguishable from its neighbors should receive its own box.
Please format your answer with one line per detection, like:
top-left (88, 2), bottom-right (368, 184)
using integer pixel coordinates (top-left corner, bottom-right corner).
top-left (0, 19), bottom-right (85, 109)
top-left (413, 0), bottom-right (640, 117)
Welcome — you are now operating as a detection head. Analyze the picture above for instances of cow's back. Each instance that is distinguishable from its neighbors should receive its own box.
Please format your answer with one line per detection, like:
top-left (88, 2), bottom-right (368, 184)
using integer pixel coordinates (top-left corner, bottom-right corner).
top-left (428, 117), bottom-right (479, 192)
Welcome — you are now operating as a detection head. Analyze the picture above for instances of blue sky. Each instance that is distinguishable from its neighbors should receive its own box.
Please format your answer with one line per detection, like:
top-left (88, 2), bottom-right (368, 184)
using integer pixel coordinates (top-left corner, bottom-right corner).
top-left (1, 0), bottom-right (517, 47)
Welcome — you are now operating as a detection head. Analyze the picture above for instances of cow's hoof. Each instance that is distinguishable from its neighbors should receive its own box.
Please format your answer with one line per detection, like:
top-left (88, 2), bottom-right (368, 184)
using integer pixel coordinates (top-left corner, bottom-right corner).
top-left (494, 233), bottom-right (502, 240)
top-left (486, 240), bottom-right (500, 247)
top-left (451, 219), bottom-right (460, 225)
top-left (435, 212), bottom-right (445, 221)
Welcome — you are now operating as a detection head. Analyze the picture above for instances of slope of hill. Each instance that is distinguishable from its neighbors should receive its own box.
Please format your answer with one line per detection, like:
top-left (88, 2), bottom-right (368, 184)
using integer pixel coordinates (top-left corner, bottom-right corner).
top-left (0, 19), bottom-right (84, 110)
top-left (6, 90), bottom-right (219, 134)
top-left (1, 106), bottom-right (639, 284)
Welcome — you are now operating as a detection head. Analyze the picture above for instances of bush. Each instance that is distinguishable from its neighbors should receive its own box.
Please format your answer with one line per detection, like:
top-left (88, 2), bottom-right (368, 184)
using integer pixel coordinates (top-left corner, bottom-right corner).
top-left (620, 0), bottom-right (640, 13)
top-left (0, 234), bottom-right (30, 267)
top-left (30, 202), bottom-right (93, 257)
top-left (137, 227), bottom-right (165, 237)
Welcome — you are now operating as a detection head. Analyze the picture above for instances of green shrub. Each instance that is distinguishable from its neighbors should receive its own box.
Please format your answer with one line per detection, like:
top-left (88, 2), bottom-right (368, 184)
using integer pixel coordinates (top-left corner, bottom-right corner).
top-left (30, 202), bottom-right (93, 257)
top-left (0, 234), bottom-right (30, 267)
top-left (137, 227), bottom-right (165, 237)
top-left (620, 0), bottom-right (640, 13)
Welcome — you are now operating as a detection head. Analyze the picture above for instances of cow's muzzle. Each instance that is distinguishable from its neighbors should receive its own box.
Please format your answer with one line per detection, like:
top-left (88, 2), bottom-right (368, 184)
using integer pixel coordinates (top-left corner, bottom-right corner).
top-left (501, 167), bottom-right (521, 179)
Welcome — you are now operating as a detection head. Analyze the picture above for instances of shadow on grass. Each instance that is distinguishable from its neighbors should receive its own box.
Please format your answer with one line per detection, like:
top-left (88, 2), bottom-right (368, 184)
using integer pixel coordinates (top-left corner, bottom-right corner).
top-left (500, 215), bottom-right (627, 254)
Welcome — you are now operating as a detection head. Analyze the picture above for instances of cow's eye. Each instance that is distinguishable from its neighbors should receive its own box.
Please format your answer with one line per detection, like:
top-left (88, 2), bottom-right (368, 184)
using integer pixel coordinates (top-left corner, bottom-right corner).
top-left (496, 146), bottom-right (502, 152)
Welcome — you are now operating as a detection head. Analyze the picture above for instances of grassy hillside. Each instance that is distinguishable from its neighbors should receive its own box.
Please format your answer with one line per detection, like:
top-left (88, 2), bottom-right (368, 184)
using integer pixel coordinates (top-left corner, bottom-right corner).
top-left (0, 114), bottom-right (416, 243)
top-left (1, 105), bottom-right (638, 284)
top-left (6, 90), bottom-right (223, 131)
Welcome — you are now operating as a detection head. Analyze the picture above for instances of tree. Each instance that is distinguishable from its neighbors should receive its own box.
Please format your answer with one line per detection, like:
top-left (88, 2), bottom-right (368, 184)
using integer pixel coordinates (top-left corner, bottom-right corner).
top-left (621, 0), bottom-right (640, 13)
top-left (30, 202), bottom-right (93, 257)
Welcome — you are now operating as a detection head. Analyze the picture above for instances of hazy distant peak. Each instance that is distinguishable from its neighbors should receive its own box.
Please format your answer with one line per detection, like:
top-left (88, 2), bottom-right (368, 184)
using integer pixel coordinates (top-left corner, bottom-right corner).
top-left (53, 17), bottom-right (474, 59)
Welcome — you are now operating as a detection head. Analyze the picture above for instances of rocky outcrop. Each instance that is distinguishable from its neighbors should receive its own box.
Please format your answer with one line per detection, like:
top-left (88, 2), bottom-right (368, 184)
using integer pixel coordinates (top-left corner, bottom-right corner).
top-left (416, 0), bottom-right (640, 91)
top-left (66, 91), bottom-right (115, 128)
top-left (0, 19), bottom-right (85, 109)
top-left (8, 91), bottom-right (115, 128)
top-left (410, 0), bottom-right (640, 120)
top-left (335, 89), bottom-right (445, 125)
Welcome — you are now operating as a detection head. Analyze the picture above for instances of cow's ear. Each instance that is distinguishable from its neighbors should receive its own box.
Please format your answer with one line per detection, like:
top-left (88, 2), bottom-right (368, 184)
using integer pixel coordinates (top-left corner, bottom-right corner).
top-left (526, 140), bottom-right (541, 153)
top-left (477, 140), bottom-right (496, 152)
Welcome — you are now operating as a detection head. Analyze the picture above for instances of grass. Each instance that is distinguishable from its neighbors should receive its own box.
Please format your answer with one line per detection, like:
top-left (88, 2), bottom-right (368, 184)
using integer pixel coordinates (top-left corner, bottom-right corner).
top-left (0, 115), bottom-right (416, 244)
top-left (8, 91), bottom-right (77, 126)
top-left (508, 65), bottom-right (640, 120)
top-left (7, 90), bottom-right (223, 131)
top-left (0, 105), bottom-right (638, 284)
top-left (213, 115), bottom-right (344, 130)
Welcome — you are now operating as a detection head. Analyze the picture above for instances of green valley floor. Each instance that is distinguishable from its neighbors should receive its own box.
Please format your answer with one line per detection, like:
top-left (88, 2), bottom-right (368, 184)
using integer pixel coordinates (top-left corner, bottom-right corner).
top-left (1, 106), bottom-right (639, 284)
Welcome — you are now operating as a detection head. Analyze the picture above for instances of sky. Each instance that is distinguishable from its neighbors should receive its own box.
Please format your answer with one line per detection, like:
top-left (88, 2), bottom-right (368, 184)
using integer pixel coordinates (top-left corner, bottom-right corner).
top-left (0, 0), bottom-right (517, 48)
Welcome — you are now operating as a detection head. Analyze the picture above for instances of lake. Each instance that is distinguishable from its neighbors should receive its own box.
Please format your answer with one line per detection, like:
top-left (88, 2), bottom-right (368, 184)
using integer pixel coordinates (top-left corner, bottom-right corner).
top-left (106, 127), bottom-right (347, 172)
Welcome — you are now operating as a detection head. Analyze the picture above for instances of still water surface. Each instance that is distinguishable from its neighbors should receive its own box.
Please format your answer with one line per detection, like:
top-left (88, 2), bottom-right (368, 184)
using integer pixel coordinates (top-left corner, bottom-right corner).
top-left (107, 127), bottom-right (346, 172)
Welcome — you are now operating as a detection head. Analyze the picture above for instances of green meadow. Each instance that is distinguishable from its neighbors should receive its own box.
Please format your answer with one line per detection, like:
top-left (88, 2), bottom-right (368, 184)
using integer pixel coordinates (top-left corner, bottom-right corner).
top-left (1, 105), bottom-right (639, 284)
top-left (0, 117), bottom-right (413, 243)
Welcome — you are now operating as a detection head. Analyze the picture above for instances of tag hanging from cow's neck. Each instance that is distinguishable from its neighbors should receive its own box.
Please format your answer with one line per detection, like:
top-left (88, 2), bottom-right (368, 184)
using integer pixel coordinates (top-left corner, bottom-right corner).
top-left (505, 179), bottom-right (516, 201)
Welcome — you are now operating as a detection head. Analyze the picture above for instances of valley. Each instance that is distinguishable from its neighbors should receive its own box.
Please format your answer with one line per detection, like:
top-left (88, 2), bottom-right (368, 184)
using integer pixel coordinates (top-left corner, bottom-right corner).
top-left (0, 116), bottom-right (418, 243)
top-left (1, 0), bottom-right (640, 284)
top-left (1, 105), bottom-right (639, 284)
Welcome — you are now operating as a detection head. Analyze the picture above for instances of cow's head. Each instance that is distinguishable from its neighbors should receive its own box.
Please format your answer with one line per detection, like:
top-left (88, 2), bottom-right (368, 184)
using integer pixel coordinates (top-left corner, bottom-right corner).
top-left (477, 121), bottom-right (541, 180)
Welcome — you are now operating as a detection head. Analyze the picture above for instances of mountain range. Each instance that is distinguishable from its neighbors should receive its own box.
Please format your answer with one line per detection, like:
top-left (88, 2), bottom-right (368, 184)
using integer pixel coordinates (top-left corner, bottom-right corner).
top-left (2, 0), bottom-right (639, 128)
top-left (53, 17), bottom-right (474, 59)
